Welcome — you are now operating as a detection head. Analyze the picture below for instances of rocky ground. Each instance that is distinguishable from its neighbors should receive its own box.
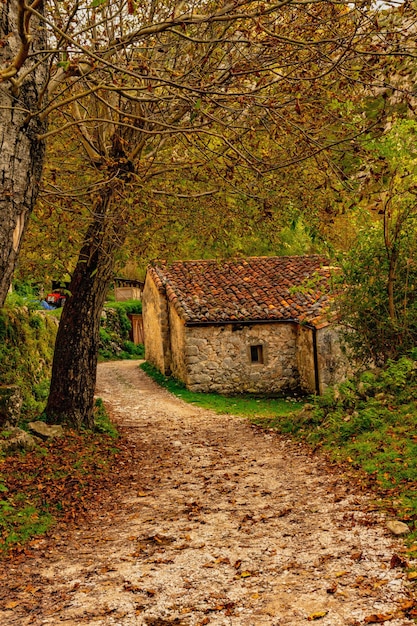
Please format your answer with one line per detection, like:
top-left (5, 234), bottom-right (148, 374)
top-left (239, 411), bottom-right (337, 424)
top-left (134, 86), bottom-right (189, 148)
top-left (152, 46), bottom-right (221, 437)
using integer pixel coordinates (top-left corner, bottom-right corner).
top-left (0, 360), bottom-right (416, 625)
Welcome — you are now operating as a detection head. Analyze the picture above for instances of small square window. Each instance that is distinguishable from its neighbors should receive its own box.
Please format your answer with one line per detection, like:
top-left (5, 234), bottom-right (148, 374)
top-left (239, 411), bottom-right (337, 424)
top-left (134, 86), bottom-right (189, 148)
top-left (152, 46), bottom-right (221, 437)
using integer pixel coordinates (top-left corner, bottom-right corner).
top-left (250, 344), bottom-right (264, 364)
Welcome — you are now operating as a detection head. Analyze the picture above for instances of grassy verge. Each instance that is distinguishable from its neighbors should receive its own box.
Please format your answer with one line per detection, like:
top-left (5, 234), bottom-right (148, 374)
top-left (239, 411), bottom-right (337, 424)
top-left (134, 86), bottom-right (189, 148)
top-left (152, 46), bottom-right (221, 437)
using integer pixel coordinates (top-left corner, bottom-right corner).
top-left (140, 361), bottom-right (303, 418)
top-left (141, 358), bottom-right (417, 543)
top-left (0, 400), bottom-right (121, 556)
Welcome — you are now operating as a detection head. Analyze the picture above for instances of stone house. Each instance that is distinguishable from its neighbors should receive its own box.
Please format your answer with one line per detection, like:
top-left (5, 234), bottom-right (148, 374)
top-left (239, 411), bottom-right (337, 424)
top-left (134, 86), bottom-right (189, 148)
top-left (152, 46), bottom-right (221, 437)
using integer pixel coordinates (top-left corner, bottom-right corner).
top-left (113, 277), bottom-right (144, 301)
top-left (142, 256), bottom-right (347, 395)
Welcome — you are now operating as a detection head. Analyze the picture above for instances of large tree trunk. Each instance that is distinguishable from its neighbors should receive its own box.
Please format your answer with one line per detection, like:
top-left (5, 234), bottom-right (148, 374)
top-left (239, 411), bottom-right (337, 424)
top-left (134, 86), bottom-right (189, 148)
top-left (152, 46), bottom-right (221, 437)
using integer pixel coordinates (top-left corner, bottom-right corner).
top-left (0, 2), bottom-right (47, 306)
top-left (45, 188), bottom-right (127, 429)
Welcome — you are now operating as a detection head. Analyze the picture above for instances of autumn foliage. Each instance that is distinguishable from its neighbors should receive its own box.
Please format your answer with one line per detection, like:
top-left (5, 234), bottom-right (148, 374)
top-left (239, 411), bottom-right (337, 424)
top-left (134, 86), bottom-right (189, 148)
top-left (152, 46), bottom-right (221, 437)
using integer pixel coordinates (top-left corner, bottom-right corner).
top-left (0, 409), bottom-right (133, 557)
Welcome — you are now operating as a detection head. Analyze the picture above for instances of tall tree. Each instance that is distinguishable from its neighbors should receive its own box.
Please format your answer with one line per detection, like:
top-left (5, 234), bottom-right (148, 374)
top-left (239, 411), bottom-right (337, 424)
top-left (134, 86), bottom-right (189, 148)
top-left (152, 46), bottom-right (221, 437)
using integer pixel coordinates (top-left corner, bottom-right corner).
top-left (0, 0), bottom-right (388, 309)
top-left (0, 1), bottom-right (47, 305)
top-left (338, 120), bottom-right (417, 364)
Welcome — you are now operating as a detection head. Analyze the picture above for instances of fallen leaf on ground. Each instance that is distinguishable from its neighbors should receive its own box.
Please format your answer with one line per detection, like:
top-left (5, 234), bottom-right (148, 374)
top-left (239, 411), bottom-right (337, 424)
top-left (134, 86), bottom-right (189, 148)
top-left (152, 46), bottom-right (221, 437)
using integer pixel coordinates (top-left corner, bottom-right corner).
top-left (5, 601), bottom-right (20, 609)
top-left (364, 614), bottom-right (394, 623)
top-left (308, 610), bottom-right (328, 620)
top-left (399, 599), bottom-right (416, 611)
top-left (390, 553), bottom-right (408, 568)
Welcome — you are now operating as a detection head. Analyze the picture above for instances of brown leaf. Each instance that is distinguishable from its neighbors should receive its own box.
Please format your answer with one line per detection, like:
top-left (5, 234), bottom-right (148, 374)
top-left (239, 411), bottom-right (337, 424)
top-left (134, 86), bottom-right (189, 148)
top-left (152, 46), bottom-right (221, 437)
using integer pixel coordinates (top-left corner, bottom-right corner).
top-left (364, 614), bottom-right (394, 624)
top-left (400, 599), bottom-right (416, 611)
top-left (326, 582), bottom-right (337, 594)
top-left (123, 583), bottom-right (142, 593)
top-left (215, 557), bottom-right (230, 565)
top-left (390, 553), bottom-right (408, 568)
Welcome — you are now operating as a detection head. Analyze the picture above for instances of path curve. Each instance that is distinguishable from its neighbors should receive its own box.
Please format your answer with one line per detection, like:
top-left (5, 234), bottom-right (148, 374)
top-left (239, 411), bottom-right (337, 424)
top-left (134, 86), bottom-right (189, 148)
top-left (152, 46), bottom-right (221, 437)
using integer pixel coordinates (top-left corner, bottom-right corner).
top-left (1, 360), bottom-right (416, 625)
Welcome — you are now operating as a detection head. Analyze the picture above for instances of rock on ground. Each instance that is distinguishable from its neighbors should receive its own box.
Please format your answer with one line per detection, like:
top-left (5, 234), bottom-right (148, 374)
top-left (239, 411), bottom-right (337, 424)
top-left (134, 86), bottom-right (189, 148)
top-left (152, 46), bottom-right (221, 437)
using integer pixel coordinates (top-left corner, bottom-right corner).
top-left (0, 360), bottom-right (415, 626)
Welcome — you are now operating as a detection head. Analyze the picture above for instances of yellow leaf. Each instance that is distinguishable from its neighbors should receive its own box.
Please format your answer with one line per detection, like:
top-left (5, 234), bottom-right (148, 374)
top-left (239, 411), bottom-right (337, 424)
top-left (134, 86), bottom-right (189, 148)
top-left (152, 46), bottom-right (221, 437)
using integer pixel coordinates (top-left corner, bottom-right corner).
top-left (240, 570), bottom-right (252, 578)
top-left (5, 601), bottom-right (20, 609)
top-left (407, 571), bottom-right (417, 580)
top-left (308, 610), bottom-right (328, 620)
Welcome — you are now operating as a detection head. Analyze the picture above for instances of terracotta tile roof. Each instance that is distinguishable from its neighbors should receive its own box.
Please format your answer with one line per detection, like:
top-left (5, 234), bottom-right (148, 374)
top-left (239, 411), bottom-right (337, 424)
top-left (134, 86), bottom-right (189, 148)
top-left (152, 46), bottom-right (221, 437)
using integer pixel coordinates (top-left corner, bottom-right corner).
top-left (147, 256), bottom-right (337, 328)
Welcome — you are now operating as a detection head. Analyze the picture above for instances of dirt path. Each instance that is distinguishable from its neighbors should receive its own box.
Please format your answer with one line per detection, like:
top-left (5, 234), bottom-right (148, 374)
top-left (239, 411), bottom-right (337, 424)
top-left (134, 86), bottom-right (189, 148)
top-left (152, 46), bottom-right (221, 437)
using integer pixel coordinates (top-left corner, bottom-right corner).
top-left (1, 361), bottom-right (416, 625)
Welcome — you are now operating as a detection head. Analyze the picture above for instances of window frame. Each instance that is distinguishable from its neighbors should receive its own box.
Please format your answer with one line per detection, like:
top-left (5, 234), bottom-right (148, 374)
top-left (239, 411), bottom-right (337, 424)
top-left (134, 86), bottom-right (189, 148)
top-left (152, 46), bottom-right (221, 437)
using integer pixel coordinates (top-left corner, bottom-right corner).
top-left (249, 344), bottom-right (264, 364)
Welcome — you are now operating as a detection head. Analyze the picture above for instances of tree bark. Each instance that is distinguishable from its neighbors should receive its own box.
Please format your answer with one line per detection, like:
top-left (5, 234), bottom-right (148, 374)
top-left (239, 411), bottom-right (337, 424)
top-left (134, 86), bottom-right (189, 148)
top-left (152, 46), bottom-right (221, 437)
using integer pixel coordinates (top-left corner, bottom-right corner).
top-left (45, 186), bottom-right (128, 430)
top-left (0, 1), bottom-right (47, 306)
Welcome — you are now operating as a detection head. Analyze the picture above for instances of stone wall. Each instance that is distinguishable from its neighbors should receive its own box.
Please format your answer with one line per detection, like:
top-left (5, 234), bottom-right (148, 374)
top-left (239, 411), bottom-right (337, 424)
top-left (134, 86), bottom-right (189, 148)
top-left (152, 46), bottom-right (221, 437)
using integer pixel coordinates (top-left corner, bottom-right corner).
top-left (0, 308), bottom-right (58, 419)
top-left (296, 325), bottom-right (316, 394)
top-left (168, 304), bottom-right (188, 383)
top-left (176, 322), bottom-right (300, 394)
top-left (142, 276), bottom-right (171, 374)
top-left (316, 324), bottom-right (350, 392)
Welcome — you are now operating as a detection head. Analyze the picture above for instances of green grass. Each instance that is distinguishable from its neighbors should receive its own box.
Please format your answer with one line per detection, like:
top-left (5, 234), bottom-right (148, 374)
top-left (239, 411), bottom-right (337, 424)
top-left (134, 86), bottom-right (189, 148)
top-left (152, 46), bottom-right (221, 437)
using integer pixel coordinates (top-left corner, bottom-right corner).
top-left (99, 300), bottom-right (144, 361)
top-left (93, 398), bottom-right (119, 438)
top-left (0, 498), bottom-right (53, 552)
top-left (140, 361), bottom-right (303, 418)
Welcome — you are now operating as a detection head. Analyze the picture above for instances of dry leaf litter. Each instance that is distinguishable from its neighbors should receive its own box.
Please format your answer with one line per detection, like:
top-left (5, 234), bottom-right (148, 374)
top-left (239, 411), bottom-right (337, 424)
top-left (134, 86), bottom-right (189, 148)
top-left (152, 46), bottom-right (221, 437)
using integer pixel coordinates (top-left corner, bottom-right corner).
top-left (0, 360), bottom-right (416, 626)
